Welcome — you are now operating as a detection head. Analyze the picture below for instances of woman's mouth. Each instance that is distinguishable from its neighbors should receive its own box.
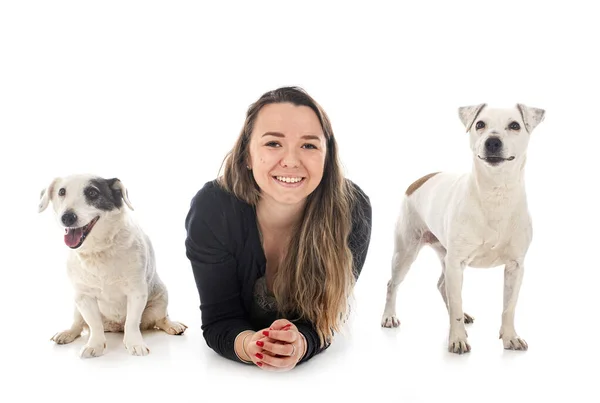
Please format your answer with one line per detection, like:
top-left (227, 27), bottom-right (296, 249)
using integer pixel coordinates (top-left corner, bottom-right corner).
top-left (272, 176), bottom-right (306, 187)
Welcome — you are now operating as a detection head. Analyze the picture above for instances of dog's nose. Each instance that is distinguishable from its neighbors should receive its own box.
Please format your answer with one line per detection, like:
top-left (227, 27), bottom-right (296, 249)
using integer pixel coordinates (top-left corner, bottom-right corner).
top-left (485, 137), bottom-right (503, 154)
top-left (61, 211), bottom-right (77, 227)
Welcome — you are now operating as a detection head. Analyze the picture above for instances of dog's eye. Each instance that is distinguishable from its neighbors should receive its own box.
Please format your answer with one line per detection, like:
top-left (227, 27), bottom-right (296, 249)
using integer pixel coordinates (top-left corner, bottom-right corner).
top-left (475, 121), bottom-right (485, 130)
top-left (509, 121), bottom-right (521, 130)
top-left (58, 188), bottom-right (66, 196)
top-left (86, 188), bottom-right (99, 199)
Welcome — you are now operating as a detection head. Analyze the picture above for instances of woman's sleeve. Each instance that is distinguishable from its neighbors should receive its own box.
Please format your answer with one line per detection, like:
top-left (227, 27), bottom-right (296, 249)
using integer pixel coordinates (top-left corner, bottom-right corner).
top-left (184, 184), bottom-right (254, 363)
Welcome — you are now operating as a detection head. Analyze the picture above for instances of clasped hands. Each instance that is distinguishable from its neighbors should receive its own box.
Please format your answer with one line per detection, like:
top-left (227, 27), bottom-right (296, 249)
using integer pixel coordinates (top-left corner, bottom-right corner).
top-left (238, 319), bottom-right (306, 371)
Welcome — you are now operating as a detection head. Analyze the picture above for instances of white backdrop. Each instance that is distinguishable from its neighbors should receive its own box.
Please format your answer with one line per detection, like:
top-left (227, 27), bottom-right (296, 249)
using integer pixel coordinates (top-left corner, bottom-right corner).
top-left (2, 1), bottom-right (599, 402)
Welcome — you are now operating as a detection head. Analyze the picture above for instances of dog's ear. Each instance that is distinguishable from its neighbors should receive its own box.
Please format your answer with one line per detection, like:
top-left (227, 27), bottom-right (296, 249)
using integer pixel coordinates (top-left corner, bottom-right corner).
top-left (458, 103), bottom-right (487, 132)
top-left (38, 178), bottom-right (59, 213)
top-left (516, 104), bottom-right (545, 133)
top-left (107, 178), bottom-right (134, 211)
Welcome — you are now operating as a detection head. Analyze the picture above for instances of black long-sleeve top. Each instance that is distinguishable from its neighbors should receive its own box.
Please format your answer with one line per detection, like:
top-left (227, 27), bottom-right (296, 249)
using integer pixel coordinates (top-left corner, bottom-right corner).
top-left (184, 179), bottom-right (372, 364)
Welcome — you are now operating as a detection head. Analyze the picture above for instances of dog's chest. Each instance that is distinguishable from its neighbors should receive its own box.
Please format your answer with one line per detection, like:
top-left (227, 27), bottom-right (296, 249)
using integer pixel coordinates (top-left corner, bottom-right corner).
top-left (468, 240), bottom-right (511, 268)
top-left (465, 212), bottom-right (530, 268)
top-left (69, 253), bottom-right (129, 298)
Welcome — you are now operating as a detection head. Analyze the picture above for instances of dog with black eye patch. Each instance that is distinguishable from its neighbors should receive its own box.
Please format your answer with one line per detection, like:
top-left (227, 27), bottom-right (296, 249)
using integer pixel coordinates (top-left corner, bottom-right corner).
top-left (381, 104), bottom-right (545, 354)
top-left (39, 174), bottom-right (186, 358)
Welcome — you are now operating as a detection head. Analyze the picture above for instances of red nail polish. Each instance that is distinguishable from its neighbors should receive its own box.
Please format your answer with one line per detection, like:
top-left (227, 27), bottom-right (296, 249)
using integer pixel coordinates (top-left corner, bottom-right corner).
top-left (282, 324), bottom-right (291, 330)
top-left (256, 341), bottom-right (264, 347)
top-left (257, 362), bottom-right (263, 367)
top-left (255, 353), bottom-right (263, 359)
top-left (262, 330), bottom-right (269, 336)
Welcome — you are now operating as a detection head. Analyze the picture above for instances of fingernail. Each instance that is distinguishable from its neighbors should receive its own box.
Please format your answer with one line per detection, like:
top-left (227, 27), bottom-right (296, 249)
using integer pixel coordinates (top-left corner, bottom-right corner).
top-left (256, 341), bottom-right (264, 347)
top-left (257, 362), bottom-right (263, 367)
top-left (255, 353), bottom-right (263, 359)
top-left (262, 330), bottom-right (269, 336)
top-left (282, 324), bottom-right (292, 330)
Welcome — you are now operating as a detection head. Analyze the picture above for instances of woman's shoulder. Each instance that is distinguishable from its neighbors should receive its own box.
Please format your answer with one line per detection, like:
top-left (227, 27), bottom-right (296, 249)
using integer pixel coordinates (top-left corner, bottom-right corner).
top-left (190, 179), bottom-right (248, 209)
top-left (189, 179), bottom-right (228, 206)
top-left (344, 178), bottom-right (371, 211)
top-left (186, 179), bottom-right (252, 232)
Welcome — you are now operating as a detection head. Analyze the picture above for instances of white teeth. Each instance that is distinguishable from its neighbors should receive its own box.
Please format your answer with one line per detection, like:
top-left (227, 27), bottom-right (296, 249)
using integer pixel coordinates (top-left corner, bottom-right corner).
top-left (276, 176), bottom-right (303, 183)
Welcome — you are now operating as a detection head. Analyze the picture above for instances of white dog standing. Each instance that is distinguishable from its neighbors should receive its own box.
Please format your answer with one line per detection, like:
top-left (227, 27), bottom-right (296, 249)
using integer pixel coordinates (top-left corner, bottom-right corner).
top-left (39, 174), bottom-right (187, 358)
top-left (381, 103), bottom-right (545, 354)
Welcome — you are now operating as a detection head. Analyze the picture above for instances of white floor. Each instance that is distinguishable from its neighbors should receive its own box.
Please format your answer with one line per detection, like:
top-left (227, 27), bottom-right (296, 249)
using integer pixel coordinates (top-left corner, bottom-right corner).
top-left (6, 199), bottom-right (599, 403)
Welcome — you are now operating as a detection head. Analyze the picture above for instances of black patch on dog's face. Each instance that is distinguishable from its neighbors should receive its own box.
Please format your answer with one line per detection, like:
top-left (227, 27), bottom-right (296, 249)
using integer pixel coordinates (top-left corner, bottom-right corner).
top-left (87, 178), bottom-right (123, 211)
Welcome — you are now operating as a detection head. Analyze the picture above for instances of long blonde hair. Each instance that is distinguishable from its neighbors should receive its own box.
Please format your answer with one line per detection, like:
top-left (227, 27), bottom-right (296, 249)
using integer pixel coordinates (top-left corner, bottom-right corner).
top-left (218, 87), bottom-right (358, 346)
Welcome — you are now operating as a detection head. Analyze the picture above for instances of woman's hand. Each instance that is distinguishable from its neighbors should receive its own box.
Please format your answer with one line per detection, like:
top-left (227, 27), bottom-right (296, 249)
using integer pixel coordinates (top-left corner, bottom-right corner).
top-left (244, 319), bottom-right (306, 371)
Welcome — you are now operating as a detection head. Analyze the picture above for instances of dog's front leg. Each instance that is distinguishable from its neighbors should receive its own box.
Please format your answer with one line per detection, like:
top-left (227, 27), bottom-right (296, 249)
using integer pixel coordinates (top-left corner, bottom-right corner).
top-left (75, 293), bottom-right (106, 358)
top-left (445, 256), bottom-right (470, 354)
top-left (123, 288), bottom-right (150, 356)
top-left (500, 260), bottom-right (528, 350)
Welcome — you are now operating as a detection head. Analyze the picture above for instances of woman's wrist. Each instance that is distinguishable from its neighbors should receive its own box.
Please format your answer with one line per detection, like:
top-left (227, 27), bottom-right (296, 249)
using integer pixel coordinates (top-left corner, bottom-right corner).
top-left (234, 330), bottom-right (255, 363)
top-left (298, 331), bottom-right (307, 361)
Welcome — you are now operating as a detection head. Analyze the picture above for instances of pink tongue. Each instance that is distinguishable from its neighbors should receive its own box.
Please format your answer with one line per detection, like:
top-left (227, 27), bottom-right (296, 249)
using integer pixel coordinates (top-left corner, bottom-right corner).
top-left (64, 228), bottom-right (83, 247)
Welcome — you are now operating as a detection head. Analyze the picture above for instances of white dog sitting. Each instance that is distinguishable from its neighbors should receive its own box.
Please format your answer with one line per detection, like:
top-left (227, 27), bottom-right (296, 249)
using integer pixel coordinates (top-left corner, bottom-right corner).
top-left (39, 174), bottom-right (187, 358)
top-left (381, 103), bottom-right (545, 354)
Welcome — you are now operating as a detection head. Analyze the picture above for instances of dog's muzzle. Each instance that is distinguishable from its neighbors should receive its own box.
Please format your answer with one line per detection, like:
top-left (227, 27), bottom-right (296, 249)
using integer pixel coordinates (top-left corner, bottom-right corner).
top-left (478, 136), bottom-right (515, 166)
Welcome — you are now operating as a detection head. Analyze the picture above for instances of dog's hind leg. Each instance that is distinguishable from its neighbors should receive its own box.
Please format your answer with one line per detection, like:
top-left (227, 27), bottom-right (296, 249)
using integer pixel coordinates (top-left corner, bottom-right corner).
top-left (432, 242), bottom-right (474, 324)
top-left (51, 305), bottom-right (85, 344)
top-left (381, 203), bottom-right (424, 328)
top-left (141, 283), bottom-right (187, 336)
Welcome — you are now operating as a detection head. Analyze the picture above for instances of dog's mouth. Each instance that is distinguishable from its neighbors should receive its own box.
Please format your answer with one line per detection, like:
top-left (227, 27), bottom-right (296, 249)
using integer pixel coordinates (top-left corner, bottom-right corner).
top-left (478, 155), bottom-right (515, 165)
top-left (64, 216), bottom-right (99, 249)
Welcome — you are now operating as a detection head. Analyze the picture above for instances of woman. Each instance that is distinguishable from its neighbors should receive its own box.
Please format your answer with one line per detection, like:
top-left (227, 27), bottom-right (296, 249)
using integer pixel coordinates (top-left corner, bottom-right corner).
top-left (184, 86), bottom-right (372, 371)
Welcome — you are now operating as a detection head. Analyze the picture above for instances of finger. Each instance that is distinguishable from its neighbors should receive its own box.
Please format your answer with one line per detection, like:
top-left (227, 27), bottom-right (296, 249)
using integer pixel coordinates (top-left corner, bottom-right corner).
top-left (269, 319), bottom-right (295, 330)
top-left (254, 337), bottom-right (274, 349)
top-left (256, 351), bottom-right (295, 369)
top-left (247, 337), bottom-right (271, 358)
top-left (259, 339), bottom-right (295, 357)
top-left (261, 329), bottom-right (297, 343)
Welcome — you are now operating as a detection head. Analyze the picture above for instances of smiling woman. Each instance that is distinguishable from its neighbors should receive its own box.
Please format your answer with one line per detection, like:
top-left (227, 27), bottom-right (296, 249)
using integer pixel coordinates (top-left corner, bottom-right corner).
top-left (184, 86), bottom-right (372, 372)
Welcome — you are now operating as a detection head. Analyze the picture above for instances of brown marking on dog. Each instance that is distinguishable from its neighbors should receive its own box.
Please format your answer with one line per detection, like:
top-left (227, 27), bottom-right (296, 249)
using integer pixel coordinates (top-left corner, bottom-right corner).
top-left (405, 172), bottom-right (440, 196)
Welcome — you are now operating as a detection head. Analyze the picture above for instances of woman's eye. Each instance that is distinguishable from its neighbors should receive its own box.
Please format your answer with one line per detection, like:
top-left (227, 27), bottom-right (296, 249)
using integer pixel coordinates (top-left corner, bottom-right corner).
top-left (302, 144), bottom-right (317, 149)
top-left (265, 141), bottom-right (280, 147)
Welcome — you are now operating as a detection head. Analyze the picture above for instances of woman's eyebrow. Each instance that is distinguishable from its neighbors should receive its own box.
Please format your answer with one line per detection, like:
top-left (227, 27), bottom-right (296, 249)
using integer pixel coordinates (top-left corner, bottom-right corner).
top-left (261, 132), bottom-right (322, 141)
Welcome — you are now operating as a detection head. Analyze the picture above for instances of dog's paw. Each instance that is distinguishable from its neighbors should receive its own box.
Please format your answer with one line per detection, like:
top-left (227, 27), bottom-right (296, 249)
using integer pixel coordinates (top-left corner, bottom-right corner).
top-left (79, 341), bottom-right (106, 358)
top-left (51, 329), bottom-right (81, 344)
top-left (124, 337), bottom-right (150, 356)
top-left (381, 313), bottom-right (400, 328)
top-left (464, 313), bottom-right (475, 324)
top-left (500, 331), bottom-right (528, 351)
top-left (126, 343), bottom-right (150, 356)
top-left (165, 321), bottom-right (187, 335)
top-left (448, 331), bottom-right (471, 354)
top-left (155, 318), bottom-right (188, 335)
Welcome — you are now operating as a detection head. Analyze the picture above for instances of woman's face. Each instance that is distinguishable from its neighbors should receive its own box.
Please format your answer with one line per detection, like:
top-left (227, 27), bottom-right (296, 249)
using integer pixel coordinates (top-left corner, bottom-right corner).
top-left (248, 102), bottom-right (327, 207)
